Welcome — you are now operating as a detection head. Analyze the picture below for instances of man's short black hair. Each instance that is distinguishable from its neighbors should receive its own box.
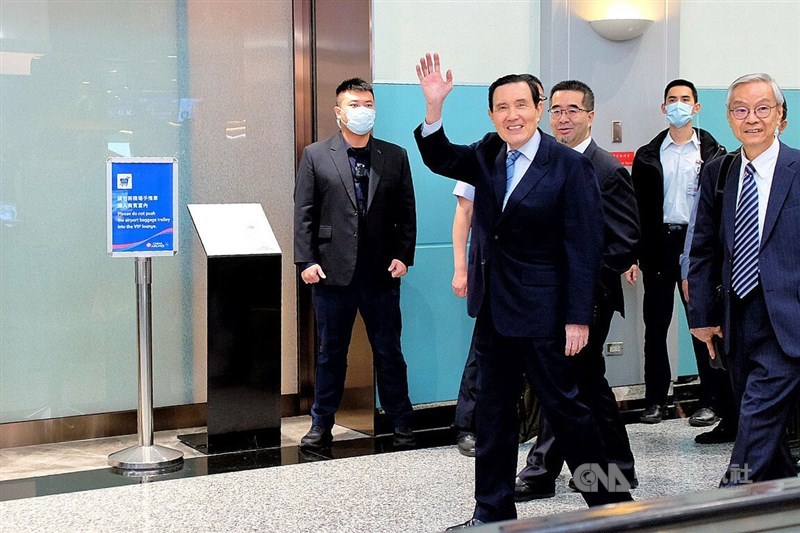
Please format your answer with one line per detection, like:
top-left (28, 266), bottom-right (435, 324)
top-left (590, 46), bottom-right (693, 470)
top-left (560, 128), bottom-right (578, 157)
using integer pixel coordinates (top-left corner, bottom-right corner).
top-left (336, 78), bottom-right (374, 97)
top-left (664, 79), bottom-right (698, 102)
top-left (488, 74), bottom-right (541, 110)
top-left (550, 80), bottom-right (595, 111)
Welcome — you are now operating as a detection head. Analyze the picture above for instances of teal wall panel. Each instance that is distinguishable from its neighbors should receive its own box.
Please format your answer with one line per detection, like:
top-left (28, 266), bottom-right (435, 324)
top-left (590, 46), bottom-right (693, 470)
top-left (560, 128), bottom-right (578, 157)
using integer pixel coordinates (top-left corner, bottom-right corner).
top-left (400, 245), bottom-right (475, 404)
top-left (374, 83), bottom-right (492, 245)
top-left (373, 83), bottom-right (492, 403)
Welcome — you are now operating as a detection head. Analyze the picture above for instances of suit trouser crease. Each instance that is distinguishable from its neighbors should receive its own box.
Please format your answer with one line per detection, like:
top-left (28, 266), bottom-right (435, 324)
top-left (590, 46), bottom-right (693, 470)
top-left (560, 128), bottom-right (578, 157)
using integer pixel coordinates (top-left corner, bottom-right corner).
top-left (519, 301), bottom-right (635, 482)
top-left (472, 308), bottom-right (630, 523)
top-left (311, 282), bottom-right (413, 429)
top-left (724, 286), bottom-right (800, 485)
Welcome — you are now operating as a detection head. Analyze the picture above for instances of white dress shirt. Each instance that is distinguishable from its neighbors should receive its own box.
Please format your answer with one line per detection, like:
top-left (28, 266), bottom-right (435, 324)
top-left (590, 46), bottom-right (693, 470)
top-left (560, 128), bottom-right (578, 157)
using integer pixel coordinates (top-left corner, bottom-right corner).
top-left (737, 137), bottom-right (780, 241)
top-left (660, 131), bottom-right (702, 224)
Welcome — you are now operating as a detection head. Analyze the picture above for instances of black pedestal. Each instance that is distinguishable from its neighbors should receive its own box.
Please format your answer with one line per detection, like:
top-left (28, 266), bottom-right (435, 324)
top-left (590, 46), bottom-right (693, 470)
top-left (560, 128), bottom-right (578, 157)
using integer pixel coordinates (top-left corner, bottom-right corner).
top-left (179, 254), bottom-right (281, 454)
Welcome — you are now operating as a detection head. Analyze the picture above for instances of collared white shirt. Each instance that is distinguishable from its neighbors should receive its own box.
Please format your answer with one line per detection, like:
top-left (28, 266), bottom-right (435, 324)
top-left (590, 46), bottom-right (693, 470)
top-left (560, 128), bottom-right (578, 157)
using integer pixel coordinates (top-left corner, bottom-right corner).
top-left (503, 130), bottom-right (540, 209)
top-left (422, 118), bottom-right (540, 210)
top-left (660, 130), bottom-right (702, 224)
top-left (737, 136), bottom-right (780, 241)
top-left (574, 136), bottom-right (592, 155)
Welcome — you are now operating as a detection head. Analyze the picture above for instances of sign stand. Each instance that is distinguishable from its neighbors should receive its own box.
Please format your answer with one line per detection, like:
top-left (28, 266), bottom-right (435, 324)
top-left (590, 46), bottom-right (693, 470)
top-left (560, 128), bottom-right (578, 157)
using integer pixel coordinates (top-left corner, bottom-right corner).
top-left (106, 157), bottom-right (183, 472)
top-left (108, 257), bottom-right (183, 471)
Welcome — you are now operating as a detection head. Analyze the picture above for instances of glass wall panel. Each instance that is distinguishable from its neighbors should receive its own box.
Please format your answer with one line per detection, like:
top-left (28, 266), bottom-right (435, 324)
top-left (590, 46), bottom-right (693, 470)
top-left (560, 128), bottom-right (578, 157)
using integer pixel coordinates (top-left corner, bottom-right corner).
top-left (0, 0), bottom-right (297, 424)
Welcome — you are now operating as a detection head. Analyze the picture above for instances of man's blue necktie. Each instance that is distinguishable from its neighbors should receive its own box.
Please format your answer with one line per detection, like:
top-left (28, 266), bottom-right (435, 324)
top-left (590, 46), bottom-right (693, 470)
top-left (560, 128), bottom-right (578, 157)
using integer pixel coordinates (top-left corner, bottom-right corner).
top-left (503, 150), bottom-right (521, 209)
top-left (732, 163), bottom-right (759, 298)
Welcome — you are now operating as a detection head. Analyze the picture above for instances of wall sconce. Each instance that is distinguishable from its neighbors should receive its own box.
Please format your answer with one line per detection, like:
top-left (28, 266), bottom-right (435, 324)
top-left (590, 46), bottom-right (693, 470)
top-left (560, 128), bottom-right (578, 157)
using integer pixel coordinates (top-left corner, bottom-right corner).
top-left (588, 18), bottom-right (653, 41)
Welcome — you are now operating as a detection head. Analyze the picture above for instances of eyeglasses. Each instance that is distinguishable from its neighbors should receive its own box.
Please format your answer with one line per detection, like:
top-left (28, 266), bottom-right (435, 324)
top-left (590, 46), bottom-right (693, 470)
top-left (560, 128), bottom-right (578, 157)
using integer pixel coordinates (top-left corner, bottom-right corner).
top-left (548, 107), bottom-right (590, 117)
top-left (729, 104), bottom-right (777, 120)
top-left (539, 95), bottom-right (548, 102)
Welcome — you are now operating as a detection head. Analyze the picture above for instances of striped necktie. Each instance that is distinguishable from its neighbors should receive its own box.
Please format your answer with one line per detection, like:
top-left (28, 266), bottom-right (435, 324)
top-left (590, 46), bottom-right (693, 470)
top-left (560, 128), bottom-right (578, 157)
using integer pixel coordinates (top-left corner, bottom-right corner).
top-left (503, 150), bottom-right (521, 209)
top-left (731, 163), bottom-right (759, 298)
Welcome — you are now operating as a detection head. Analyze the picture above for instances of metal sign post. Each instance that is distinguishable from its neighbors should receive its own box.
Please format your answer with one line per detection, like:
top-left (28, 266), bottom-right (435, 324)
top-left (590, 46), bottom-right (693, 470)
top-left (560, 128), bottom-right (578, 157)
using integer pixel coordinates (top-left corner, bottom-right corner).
top-left (107, 158), bottom-right (183, 472)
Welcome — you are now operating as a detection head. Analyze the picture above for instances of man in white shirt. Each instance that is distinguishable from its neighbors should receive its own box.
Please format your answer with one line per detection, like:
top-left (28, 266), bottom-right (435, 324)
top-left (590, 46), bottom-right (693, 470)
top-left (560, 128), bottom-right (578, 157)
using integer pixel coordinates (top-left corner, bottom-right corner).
top-left (688, 73), bottom-right (800, 485)
top-left (627, 79), bottom-right (728, 427)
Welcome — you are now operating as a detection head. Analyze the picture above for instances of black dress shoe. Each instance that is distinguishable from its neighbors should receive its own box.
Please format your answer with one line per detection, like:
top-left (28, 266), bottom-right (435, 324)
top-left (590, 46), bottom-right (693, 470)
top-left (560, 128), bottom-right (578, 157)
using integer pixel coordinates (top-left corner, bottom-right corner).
top-left (445, 518), bottom-right (484, 530)
top-left (514, 476), bottom-right (555, 501)
top-left (689, 407), bottom-right (720, 427)
top-left (695, 423), bottom-right (736, 444)
top-left (457, 433), bottom-right (476, 457)
top-left (640, 404), bottom-right (667, 424)
top-left (393, 427), bottom-right (416, 449)
top-left (300, 425), bottom-right (332, 450)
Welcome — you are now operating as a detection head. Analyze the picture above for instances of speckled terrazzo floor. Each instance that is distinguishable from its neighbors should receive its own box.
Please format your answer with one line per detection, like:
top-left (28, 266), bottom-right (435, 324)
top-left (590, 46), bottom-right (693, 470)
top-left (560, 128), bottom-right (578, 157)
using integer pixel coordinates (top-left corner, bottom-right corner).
top-left (0, 418), bottom-right (741, 532)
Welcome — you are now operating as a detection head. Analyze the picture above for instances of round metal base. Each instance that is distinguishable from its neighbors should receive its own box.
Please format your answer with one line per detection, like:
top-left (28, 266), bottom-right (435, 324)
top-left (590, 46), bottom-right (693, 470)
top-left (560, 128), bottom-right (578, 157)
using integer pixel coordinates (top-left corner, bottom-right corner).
top-left (108, 444), bottom-right (184, 471)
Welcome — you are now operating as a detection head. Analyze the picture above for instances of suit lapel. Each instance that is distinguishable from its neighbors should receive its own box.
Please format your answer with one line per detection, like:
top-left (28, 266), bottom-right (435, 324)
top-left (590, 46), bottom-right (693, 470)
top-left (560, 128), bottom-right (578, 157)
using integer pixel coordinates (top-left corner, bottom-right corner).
top-left (723, 158), bottom-right (742, 256)
top-left (493, 146), bottom-right (506, 209)
top-left (367, 140), bottom-right (384, 213)
top-left (762, 143), bottom-right (797, 247)
top-left (330, 134), bottom-right (358, 210)
top-left (502, 136), bottom-right (550, 216)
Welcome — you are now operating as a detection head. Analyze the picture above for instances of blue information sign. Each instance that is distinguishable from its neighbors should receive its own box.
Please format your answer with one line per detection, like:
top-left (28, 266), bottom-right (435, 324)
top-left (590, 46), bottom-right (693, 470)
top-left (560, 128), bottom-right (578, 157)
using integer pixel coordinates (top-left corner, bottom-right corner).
top-left (107, 157), bottom-right (178, 257)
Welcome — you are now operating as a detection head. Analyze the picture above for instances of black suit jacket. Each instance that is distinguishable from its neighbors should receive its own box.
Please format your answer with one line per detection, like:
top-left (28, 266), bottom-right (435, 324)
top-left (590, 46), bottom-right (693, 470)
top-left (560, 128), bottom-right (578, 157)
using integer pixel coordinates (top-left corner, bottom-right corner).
top-left (294, 132), bottom-right (416, 287)
top-left (415, 126), bottom-right (603, 338)
top-left (631, 128), bottom-right (725, 272)
top-left (585, 140), bottom-right (640, 316)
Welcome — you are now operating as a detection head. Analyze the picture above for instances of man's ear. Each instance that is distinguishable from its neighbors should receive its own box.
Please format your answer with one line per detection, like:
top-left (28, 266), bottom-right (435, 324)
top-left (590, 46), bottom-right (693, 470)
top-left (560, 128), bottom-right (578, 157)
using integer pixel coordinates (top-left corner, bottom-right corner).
top-left (661, 103), bottom-right (668, 115)
top-left (693, 102), bottom-right (702, 114)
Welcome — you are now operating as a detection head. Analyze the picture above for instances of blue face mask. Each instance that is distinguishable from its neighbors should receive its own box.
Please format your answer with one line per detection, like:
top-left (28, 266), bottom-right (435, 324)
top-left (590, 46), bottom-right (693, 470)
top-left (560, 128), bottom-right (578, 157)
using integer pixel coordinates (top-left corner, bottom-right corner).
top-left (665, 101), bottom-right (695, 127)
top-left (341, 106), bottom-right (375, 135)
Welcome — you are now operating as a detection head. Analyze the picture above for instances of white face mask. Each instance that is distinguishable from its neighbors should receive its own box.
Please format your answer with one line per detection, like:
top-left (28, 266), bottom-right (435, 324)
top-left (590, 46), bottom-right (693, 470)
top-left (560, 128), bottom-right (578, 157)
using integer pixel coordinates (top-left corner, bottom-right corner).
top-left (665, 101), bottom-right (695, 127)
top-left (341, 106), bottom-right (375, 135)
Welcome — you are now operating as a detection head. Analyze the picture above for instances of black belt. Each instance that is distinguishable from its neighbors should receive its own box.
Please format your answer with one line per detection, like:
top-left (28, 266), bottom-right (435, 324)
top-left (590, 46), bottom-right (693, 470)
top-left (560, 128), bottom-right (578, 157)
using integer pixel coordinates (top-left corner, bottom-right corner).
top-left (664, 223), bottom-right (688, 232)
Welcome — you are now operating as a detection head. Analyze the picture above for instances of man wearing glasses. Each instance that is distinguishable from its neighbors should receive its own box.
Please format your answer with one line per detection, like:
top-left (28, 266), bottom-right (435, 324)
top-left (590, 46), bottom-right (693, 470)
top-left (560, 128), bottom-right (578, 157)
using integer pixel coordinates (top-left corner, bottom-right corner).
top-left (515, 80), bottom-right (640, 500)
top-left (688, 73), bottom-right (800, 485)
top-left (626, 79), bottom-right (730, 430)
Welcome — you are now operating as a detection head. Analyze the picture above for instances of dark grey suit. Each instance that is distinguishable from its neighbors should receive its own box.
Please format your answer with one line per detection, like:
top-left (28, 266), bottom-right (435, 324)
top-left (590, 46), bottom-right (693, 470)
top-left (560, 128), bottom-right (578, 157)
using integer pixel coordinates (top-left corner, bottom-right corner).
top-left (518, 139), bottom-right (640, 486)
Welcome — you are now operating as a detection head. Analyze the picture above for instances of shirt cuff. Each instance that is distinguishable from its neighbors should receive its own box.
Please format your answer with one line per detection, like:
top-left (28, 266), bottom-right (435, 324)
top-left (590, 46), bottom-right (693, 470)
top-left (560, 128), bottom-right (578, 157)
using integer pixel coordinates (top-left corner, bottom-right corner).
top-left (420, 118), bottom-right (443, 137)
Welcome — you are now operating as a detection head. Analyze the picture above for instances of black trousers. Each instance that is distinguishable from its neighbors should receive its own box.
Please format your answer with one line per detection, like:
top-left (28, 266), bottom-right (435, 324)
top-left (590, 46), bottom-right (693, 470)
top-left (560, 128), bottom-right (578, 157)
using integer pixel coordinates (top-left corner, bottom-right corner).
top-left (518, 299), bottom-right (635, 483)
top-left (472, 306), bottom-right (631, 523)
top-left (642, 225), bottom-right (734, 418)
top-left (453, 330), bottom-right (478, 435)
top-left (310, 279), bottom-right (413, 430)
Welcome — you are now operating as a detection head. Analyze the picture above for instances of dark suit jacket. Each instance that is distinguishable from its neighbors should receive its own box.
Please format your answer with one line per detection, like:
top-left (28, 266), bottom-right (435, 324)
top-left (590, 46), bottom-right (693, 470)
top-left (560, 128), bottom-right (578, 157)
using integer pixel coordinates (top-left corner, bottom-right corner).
top-left (294, 132), bottom-right (417, 287)
top-left (585, 140), bottom-right (640, 316)
top-left (631, 128), bottom-right (725, 272)
top-left (688, 141), bottom-right (800, 357)
top-left (414, 126), bottom-right (603, 338)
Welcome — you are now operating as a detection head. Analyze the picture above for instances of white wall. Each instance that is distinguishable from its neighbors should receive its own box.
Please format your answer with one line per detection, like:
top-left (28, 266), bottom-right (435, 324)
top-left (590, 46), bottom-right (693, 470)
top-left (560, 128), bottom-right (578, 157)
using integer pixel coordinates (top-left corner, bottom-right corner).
top-left (680, 0), bottom-right (800, 88)
top-left (373, 0), bottom-right (541, 84)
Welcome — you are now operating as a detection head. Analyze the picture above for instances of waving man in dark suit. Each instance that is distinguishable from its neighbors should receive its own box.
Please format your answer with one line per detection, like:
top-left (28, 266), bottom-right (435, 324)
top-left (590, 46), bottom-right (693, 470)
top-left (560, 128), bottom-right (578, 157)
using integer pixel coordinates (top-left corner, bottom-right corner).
top-left (294, 78), bottom-right (417, 451)
top-left (414, 54), bottom-right (632, 529)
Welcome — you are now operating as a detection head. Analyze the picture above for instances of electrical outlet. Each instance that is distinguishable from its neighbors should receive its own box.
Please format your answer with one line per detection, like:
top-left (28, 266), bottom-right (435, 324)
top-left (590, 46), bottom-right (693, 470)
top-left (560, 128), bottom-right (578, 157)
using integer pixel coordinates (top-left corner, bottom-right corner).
top-left (606, 342), bottom-right (624, 356)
